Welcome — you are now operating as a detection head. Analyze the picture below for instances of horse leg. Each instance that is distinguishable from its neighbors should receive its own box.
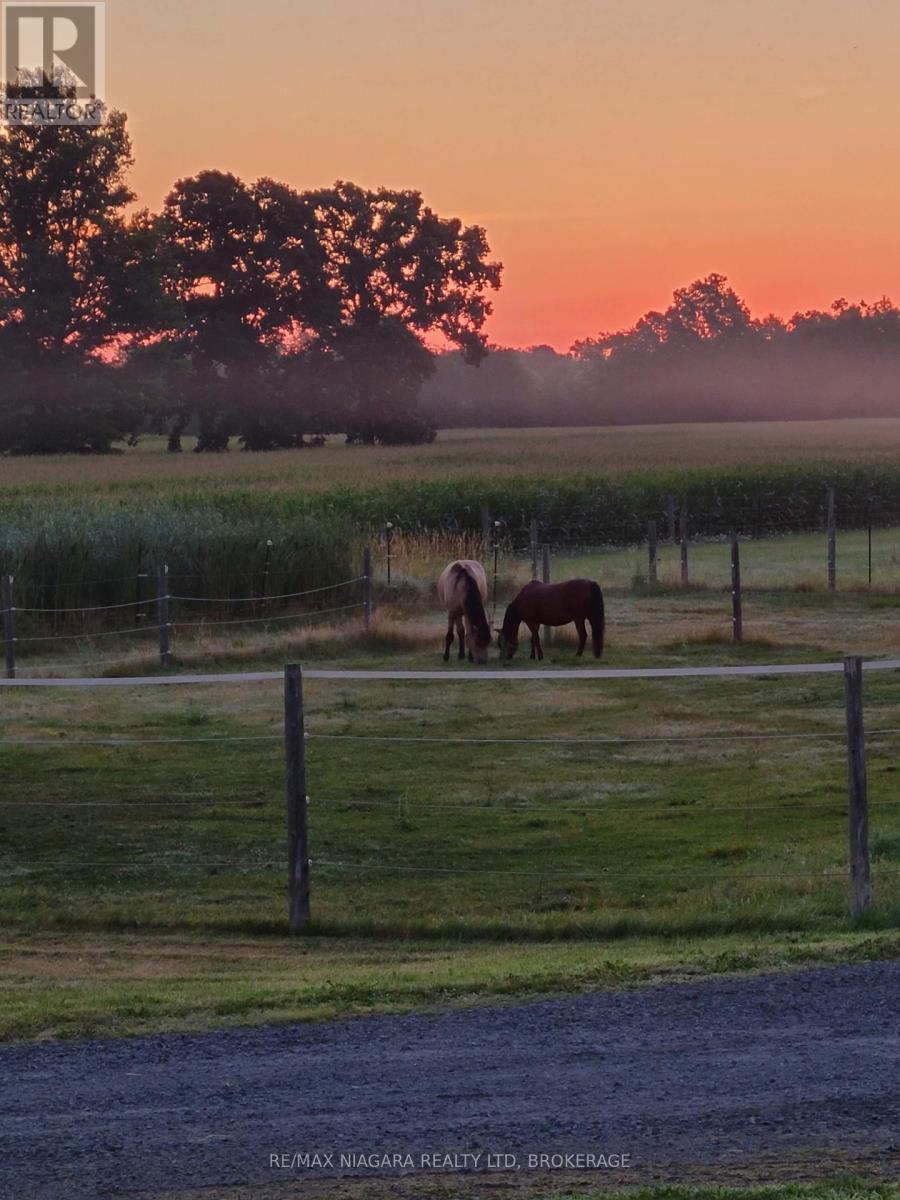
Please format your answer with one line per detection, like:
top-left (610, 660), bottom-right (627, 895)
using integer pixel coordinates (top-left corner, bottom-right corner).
top-left (456, 618), bottom-right (466, 661)
top-left (529, 623), bottom-right (543, 661)
top-left (575, 619), bottom-right (587, 656)
top-left (443, 616), bottom-right (454, 662)
top-left (463, 617), bottom-right (474, 663)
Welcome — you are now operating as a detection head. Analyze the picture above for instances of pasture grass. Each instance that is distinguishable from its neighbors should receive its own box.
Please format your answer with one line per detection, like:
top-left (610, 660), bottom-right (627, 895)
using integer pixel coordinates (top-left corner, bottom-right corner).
top-left (3, 425), bottom-right (900, 1043)
top-left (2, 575), bottom-right (900, 1041)
top-left (2, 928), bottom-right (898, 1043)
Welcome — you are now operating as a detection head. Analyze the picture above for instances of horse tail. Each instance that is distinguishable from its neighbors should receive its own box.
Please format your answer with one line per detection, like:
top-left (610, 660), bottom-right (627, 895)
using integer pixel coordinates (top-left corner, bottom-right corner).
top-left (589, 582), bottom-right (605, 658)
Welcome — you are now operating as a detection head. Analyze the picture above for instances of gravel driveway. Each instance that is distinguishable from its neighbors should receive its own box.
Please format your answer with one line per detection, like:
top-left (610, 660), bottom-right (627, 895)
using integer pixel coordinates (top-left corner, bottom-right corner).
top-left (2, 962), bottom-right (898, 1199)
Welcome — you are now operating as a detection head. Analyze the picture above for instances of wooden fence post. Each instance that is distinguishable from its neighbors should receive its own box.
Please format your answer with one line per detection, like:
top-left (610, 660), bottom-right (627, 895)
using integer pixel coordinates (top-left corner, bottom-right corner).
top-left (666, 494), bottom-right (676, 544)
top-left (492, 521), bottom-right (501, 618)
top-left (647, 520), bottom-right (658, 586)
top-left (530, 519), bottom-right (538, 581)
top-left (284, 662), bottom-right (311, 931)
top-left (542, 544), bottom-right (552, 647)
top-left (157, 563), bottom-right (171, 666)
top-left (730, 538), bottom-right (743, 644)
top-left (679, 510), bottom-right (689, 586)
top-left (363, 546), bottom-right (373, 630)
top-left (385, 523), bottom-right (394, 587)
top-left (827, 486), bottom-right (836, 591)
top-left (2, 575), bottom-right (15, 680)
top-left (843, 655), bottom-right (872, 917)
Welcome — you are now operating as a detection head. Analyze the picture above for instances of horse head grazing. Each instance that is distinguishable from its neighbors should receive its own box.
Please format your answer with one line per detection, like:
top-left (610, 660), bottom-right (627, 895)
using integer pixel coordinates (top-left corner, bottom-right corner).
top-left (462, 567), bottom-right (492, 664)
top-left (498, 601), bottom-right (520, 660)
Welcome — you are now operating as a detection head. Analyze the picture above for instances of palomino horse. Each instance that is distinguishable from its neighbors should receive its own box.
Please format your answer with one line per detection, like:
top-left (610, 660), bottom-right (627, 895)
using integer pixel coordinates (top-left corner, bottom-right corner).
top-left (437, 560), bottom-right (492, 664)
top-left (498, 579), bottom-right (604, 660)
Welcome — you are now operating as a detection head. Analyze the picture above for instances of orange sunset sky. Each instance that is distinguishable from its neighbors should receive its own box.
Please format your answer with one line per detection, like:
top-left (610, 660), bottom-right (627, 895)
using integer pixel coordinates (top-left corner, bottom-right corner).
top-left (107, 0), bottom-right (900, 350)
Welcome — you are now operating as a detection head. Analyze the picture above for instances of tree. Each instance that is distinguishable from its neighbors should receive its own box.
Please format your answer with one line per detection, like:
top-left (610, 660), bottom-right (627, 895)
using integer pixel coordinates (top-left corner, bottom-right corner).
top-left (664, 273), bottom-right (753, 347)
top-left (162, 171), bottom-right (334, 450)
top-left (332, 319), bottom-right (436, 445)
top-left (300, 182), bottom-right (502, 442)
top-left (0, 104), bottom-right (171, 451)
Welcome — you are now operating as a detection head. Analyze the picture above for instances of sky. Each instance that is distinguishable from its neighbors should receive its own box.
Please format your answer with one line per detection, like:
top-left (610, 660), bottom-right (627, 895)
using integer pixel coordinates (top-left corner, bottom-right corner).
top-left (105, 0), bottom-right (900, 350)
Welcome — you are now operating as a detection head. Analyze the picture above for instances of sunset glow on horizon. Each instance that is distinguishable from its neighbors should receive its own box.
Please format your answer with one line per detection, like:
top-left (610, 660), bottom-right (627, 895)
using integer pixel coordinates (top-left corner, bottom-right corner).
top-left (107, 0), bottom-right (900, 350)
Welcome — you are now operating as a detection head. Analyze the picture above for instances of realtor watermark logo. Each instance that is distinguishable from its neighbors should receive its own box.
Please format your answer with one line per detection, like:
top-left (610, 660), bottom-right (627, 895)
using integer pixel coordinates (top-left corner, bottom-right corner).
top-left (1, 1), bottom-right (105, 125)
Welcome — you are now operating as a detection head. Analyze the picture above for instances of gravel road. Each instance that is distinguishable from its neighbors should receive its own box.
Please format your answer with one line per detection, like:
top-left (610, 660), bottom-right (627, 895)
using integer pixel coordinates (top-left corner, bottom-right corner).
top-left (2, 962), bottom-right (898, 1199)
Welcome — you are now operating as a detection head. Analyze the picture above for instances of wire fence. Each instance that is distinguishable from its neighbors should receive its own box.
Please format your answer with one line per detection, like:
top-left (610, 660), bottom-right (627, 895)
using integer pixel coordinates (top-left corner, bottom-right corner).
top-left (0, 562), bottom-right (373, 678)
top-left (1, 659), bottom-right (896, 935)
top-left (5, 489), bottom-right (900, 680)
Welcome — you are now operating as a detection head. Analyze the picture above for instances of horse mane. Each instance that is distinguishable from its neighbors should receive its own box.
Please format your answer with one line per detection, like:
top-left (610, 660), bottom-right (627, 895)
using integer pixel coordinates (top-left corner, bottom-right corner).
top-left (460, 564), bottom-right (490, 635)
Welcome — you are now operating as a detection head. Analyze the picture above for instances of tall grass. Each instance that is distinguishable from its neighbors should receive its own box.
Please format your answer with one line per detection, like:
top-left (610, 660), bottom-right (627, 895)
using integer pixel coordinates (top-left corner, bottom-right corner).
top-left (0, 503), bottom-right (357, 615)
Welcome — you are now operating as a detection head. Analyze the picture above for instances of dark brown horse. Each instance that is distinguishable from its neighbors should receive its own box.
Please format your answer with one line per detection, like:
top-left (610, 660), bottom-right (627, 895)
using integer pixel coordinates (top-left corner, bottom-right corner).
top-left (498, 579), bottom-right (605, 660)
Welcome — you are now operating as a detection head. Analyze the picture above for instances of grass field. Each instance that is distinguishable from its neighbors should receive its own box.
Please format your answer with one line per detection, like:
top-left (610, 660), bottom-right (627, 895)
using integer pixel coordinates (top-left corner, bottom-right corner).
top-left (3, 561), bottom-right (900, 1040)
top-left (2, 423), bottom-right (900, 1048)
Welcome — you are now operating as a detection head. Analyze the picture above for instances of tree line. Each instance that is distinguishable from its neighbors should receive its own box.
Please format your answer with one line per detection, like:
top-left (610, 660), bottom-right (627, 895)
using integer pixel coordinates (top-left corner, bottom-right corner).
top-left (2, 99), bottom-right (898, 454)
top-left (422, 275), bottom-right (900, 429)
top-left (0, 102), bottom-right (502, 453)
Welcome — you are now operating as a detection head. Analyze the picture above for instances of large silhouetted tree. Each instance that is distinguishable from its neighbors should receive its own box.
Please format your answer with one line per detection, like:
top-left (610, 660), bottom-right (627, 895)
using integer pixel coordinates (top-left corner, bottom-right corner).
top-left (294, 181), bottom-right (502, 443)
top-left (0, 106), bottom-right (172, 451)
top-left (162, 176), bottom-right (502, 447)
top-left (161, 171), bottom-right (335, 450)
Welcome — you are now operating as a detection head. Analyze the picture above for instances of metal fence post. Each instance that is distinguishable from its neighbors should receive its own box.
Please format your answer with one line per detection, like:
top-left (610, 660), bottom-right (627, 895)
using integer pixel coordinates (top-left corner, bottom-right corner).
top-left (730, 538), bottom-right (743, 644)
top-left (679, 510), bottom-right (689, 586)
top-left (827, 486), bottom-right (836, 591)
top-left (843, 655), bottom-right (872, 917)
top-left (542, 544), bottom-right (552, 648)
top-left (363, 546), bottom-right (373, 630)
top-left (492, 521), bottom-right (501, 619)
top-left (284, 663), bottom-right (311, 931)
top-left (157, 563), bottom-right (171, 665)
top-left (2, 575), bottom-right (15, 679)
top-left (261, 538), bottom-right (273, 611)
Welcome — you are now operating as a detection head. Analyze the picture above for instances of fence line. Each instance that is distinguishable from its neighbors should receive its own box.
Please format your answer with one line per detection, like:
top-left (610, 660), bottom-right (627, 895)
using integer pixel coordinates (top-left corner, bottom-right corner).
top-left (13, 624), bottom-right (159, 644)
top-left (8, 726), bottom-right (894, 749)
top-left (169, 578), bottom-right (367, 605)
top-left (311, 860), bottom-right (859, 882)
top-left (2, 656), bottom-right (900, 687)
top-left (0, 733), bottom-right (281, 746)
top-left (171, 602), bottom-right (365, 631)
top-left (14, 598), bottom-right (151, 615)
top-left (1, 557), bottom-right (373, 678)
top-left (311, 793), bottom-right (872, 816)
top-left (2, 655), bottom-right (893, 927)
top-left (307, 728), bottom-right (900, 745)
top-left (6, 859), bottom-right (889, 882)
